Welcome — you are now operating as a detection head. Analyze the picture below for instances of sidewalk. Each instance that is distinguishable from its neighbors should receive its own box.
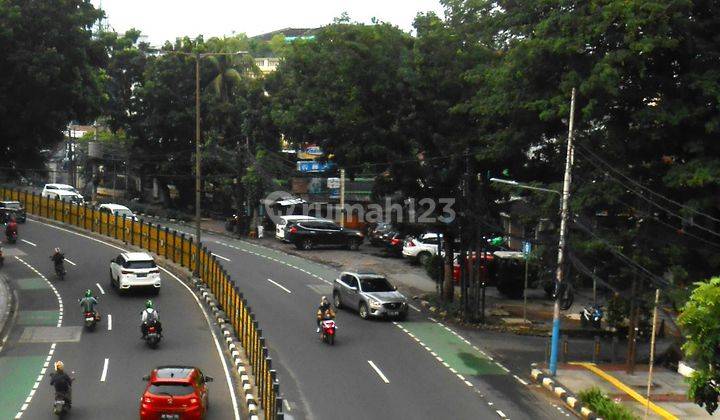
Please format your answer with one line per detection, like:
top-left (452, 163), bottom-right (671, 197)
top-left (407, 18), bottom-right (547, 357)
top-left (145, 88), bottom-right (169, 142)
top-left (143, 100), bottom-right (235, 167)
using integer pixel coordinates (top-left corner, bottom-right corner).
top-left (548, 363), bottom-right (711, 419)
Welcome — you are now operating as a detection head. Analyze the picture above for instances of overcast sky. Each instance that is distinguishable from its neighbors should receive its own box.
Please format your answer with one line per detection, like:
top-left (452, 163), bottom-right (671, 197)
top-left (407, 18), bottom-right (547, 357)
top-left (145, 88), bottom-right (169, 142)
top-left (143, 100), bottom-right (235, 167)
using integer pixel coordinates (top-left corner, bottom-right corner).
top-left (92, 0), bottom-right (446, 46)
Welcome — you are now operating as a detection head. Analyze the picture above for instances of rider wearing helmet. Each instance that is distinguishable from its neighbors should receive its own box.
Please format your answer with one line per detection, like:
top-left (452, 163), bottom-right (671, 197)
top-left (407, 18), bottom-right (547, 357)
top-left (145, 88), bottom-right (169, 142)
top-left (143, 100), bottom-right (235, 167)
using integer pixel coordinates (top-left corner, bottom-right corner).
top-left (141, 299), bottom-right (162, 338)
top-left (49, 361), bottom-right (73, 408)
top-left (79, 289), bottom-right (99, 319)
top-left (51, 247), bottom-right (65, 270)
top-left (316, 296), bottom-right (335, 333)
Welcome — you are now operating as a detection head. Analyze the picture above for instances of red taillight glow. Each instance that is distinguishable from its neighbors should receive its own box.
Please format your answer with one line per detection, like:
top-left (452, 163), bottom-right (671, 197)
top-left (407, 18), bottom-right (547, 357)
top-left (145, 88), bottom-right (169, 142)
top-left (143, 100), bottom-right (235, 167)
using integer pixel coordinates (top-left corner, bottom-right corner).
top-left (144, 397), bottom-right (152, 403)
top-left (149, 327), bottom-right (156, 332)
top-left (289, 226), bottom-right (298, 234)
top-left (390, 238), bottom-right (400, 246)
top-left (407, 240), bottom-right (415, 247)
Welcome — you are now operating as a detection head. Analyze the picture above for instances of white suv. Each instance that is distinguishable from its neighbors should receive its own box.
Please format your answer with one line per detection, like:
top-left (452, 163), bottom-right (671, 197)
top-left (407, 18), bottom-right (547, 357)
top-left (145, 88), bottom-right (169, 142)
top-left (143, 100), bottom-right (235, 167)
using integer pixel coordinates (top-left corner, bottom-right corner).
top-left (402, 233), bottom-right (442, 266)
top-left (109, 252), bottom-right (161, 294)
top-left (42, 183), bottom-right (78, 197)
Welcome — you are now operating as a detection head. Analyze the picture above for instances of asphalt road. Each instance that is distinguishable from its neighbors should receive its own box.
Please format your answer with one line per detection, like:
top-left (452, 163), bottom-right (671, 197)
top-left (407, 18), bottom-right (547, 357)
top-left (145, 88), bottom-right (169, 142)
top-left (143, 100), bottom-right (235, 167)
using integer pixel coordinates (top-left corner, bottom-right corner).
top-left (171, 226), bottom-right (564, 420)
top-left (0, 219), bottom-right (240, 419)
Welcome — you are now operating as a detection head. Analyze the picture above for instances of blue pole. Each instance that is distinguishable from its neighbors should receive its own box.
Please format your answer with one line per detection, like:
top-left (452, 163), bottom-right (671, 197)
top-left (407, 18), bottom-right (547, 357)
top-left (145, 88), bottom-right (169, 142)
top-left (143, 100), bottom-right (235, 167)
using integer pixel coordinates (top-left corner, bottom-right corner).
top-left (549, 315), bottom-right (560, 375)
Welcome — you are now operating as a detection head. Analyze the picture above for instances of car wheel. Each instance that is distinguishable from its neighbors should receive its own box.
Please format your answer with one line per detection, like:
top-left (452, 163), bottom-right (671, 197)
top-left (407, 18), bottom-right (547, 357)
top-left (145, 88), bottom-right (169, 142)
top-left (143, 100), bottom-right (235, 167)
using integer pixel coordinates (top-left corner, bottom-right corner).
top-left (109, 270), bottom-right (115, 288)
top-left (417, 252), bottom-right (431, 266)
top-left (300, 238), bottom-right (314, 250)
top-left (348, 239), bottom-right (361, 251)
top-left (359, 303), bottom-right (369, 320)
top-left (333, 292), bottom-right (343, 309)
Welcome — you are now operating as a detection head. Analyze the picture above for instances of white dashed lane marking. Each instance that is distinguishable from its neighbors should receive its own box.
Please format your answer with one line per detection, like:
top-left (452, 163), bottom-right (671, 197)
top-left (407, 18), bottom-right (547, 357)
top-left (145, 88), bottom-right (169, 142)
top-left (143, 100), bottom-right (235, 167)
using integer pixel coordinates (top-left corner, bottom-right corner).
top-left (367, 360), bottom-right (390, 384)
top-left (20, 239), bottom-right (36, 247)
top-left (267, 278), bottom-right (292, 294)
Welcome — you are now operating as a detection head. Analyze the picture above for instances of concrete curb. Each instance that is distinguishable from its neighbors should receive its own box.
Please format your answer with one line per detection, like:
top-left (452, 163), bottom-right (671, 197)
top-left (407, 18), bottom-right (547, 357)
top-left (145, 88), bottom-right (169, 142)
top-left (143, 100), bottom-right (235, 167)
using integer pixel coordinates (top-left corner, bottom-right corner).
top-left (191, 278), bottom-right (262, 420)
top-left (0, 271), bottom-right (18, 353)
top-left (530, 368), bottom-right (602, 420)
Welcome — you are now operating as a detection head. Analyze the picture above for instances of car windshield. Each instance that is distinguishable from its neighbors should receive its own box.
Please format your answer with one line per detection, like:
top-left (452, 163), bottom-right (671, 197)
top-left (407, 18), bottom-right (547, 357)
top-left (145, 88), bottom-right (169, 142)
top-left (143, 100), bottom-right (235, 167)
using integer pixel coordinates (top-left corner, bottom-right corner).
top-left (360, 278), bottom-right (394, 292)
top-left (148, 383), bottom-right (194, 396)
top-left (126, 260), bottom-right (156, 269)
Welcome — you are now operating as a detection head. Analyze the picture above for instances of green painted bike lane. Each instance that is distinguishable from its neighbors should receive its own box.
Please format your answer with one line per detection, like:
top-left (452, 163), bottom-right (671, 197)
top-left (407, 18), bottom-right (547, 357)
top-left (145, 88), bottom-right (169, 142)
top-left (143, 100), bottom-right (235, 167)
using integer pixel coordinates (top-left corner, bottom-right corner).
top-left (0, 270), bottom-right (60, 419)
top-left (398, 321), bottom-right (507, 376)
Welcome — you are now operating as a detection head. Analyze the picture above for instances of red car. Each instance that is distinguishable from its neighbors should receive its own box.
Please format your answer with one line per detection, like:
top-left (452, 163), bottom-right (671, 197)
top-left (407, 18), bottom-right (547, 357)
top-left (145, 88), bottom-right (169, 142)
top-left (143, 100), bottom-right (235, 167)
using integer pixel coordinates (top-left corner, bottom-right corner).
top-left (453, 252), bottom-right (494, 284)
top-left (140, 366), bottom-right (213, 420)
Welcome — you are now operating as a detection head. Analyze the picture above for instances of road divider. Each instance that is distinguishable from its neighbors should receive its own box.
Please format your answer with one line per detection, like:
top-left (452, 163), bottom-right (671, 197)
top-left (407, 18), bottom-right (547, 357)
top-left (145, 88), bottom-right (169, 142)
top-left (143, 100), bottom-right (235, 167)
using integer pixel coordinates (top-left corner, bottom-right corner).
top-left (367, 360), bottom-right (390, 384)
top-left (267, 278), bottom-right (292, 294)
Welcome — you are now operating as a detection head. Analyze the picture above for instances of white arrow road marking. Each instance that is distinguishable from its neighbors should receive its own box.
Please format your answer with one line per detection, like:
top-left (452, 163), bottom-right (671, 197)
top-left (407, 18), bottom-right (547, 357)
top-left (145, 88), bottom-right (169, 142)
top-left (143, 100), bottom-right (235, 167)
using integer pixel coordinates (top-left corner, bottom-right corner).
top-left (64, 258), bottom-right (77, 266)
top-left (267, 278), bottom-right (292, 294)
top-left (368, 360), bottom-right (390, 384)
top-left (212, 253), bottom-right (231, 262)
top-left (96, 283), bottom-right (105, 295)
top-left (107, 314), bottom-right (112, 331)
top-left (100, 358), bottom-right (109, 382)
top-left (20, 239), bottom-right (36, 247)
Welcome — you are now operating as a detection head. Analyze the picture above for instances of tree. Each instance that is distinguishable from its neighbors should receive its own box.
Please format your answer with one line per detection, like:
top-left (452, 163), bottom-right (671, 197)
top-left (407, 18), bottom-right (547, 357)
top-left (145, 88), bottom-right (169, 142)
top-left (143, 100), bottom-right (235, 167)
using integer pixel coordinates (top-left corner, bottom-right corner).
top-left (678, 277), bottom-right (720, 414)
top-left (0, 0), bottom-right (106, 173)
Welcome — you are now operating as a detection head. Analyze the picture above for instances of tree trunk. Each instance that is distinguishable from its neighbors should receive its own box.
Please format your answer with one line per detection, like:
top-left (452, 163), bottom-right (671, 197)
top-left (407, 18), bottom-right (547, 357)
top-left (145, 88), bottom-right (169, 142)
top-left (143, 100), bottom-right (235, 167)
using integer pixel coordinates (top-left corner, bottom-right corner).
top-left (442, 233), bottom-right (454, 302)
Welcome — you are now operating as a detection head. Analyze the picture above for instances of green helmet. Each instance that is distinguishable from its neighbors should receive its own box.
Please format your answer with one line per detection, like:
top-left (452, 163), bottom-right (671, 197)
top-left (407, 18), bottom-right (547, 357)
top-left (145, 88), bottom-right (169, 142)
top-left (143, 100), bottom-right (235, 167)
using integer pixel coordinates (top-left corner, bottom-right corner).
top-left (145, 299), bottom-right (153, 309)
top-left (85, 289), bottom-right (92, 298)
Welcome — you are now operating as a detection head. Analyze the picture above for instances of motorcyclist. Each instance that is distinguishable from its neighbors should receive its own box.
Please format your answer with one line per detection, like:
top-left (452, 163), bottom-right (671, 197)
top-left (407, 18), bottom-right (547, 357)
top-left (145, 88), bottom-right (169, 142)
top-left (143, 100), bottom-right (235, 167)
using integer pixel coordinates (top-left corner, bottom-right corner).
top-left (316, 296), bottom-right (335, 333)
top-left (49, 361), bottom-right (73, 408)
top-left (141, 299), bottom-right (162, 338)
top-left (79, 289), bottom-right (99, 320)
top-left (51, 247), bottom-right (65, 273)
top-left (5, 216), bottom-right (17, 241)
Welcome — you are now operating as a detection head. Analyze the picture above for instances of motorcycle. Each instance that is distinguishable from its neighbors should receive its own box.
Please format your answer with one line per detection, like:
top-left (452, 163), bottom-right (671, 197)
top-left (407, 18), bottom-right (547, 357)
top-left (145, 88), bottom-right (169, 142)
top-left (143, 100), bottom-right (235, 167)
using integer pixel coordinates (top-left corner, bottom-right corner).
top-left (319, 318), bottom-right (337, 345)
top-left (144, 322), bottom-right (161, 349)
top-left (6, 230), bottom-right (17, 244)
top-left (83, 310), bottom-right (99, 331)
top-left (580, 304), bottom-right (603, 329)
top-left (53, 393), bottom-right (69, 416)
top-left (55, 262), bottom-right (65, 281)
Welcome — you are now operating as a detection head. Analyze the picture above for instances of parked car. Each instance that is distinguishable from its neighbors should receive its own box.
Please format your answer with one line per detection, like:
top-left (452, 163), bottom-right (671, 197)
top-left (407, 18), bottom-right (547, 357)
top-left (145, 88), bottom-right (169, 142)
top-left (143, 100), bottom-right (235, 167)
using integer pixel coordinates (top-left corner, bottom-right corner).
top-left (42, 188), bottom-right (85, 205)
top-left (402, 233), bottom-right (442, 266)
top-left (41, 183), bottom-right (79, 197)
top-left (452, 252), bottom-right (495, 284)
top-left (109, 252), bottom-right (161, 294)
top-left (139, 366), bottom-right (213, 420)
top-left (383, 231), bottom-right (405, 257)
top-left (368, 222), bottom-right (395, 246)
top-left (0, 201), bottom-right (26, 223)
top-left (275, 215), bottom-right (318, 241)
top-left (333, 271), bottom-right (408, 320)
top-left (98, 203), bottom-right (139, 221)
top-left (286, 219), bottom-right (364, 250)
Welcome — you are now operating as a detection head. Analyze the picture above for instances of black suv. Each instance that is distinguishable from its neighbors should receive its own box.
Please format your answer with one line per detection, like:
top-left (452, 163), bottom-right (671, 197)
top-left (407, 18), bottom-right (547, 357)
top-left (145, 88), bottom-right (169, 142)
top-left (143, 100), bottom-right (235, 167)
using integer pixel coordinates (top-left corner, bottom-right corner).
top-left (286, 220), bottom-right (364, 250)
top-left (0, 200), bottom-right (26, 223)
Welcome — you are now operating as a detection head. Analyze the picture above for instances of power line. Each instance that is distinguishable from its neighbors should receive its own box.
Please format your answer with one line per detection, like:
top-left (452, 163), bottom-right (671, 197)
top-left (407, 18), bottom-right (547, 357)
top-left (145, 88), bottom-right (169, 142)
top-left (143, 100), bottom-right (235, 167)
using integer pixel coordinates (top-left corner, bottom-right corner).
top-left (574, 141), bottom-right (720, 224)
top-left (573, 146), bottom-right (720, 240)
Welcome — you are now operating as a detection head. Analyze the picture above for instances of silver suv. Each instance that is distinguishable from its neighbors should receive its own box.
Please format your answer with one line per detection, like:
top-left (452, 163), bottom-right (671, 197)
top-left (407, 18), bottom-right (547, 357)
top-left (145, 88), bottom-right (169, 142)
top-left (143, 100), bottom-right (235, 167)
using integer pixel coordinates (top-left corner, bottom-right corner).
top-left (333, 272), bottom-right (408, 320)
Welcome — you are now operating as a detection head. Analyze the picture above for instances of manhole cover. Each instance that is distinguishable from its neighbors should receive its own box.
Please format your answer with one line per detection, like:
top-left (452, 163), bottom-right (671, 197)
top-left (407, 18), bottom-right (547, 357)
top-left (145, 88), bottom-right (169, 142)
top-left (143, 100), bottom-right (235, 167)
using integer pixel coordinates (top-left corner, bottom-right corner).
top-left (18, 326), bottom-right (82, 343)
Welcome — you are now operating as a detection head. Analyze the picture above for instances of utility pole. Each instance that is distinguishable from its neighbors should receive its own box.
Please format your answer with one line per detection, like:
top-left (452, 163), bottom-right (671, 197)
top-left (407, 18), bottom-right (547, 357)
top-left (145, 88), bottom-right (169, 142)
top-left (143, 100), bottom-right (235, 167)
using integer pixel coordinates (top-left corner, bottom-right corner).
top-left (644, 289), bottom-right (661, 419)
top-left (627, 273), bottom-right (639, 374)
top-left (339, 168), bottom-right (346, 227)
top-left (549, 87), bottom-right (576, 376)
top-left (194, 52), bottom-right (202, 277)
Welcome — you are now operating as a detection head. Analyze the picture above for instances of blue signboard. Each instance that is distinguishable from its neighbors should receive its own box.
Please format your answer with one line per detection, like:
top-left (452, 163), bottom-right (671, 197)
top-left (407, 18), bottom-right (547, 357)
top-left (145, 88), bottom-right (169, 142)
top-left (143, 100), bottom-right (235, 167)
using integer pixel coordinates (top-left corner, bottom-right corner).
top-left (297, 161), bottom-right (336, 173)
top-left (522, 241), bottom-right (532, 255)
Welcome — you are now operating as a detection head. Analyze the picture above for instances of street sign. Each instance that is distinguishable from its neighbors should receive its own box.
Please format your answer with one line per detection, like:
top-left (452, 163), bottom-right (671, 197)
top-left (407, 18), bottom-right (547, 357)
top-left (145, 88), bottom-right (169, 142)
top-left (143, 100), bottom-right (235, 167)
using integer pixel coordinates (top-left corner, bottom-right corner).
top-left (327, 178), bottom-right (340, 189)
top-left (297, 161), bottom-right (336, 173)
top-left (523, 241), bottom-right (532, 255)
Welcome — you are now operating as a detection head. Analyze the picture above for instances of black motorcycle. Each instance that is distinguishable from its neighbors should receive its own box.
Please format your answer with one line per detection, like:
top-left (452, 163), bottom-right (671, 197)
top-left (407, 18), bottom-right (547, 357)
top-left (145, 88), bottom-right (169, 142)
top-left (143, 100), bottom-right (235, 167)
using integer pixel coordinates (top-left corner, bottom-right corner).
top-left (55, 262), bottom-right (65, 281)
top-left (580, 304), bottom-right (603, 329)
top-left (143, 321), bottom-right (162, 349)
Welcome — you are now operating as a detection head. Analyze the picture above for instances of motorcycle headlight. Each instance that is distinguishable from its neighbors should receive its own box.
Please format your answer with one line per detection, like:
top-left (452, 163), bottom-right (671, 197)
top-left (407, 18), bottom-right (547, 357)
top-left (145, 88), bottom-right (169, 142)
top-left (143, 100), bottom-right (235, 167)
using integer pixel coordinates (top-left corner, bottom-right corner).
top-left (368, 299), bottom-right (382, 309)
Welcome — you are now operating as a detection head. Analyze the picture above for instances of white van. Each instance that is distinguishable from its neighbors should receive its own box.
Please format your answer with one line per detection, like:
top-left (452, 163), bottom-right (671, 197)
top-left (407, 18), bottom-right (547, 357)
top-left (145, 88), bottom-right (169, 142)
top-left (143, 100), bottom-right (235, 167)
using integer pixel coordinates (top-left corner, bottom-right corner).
top-left (275, 215), bottom-right (318, 241)
top-left (41, 183), bottom-right (79, 197)
top-left (98, 203), bottom-right (139, 221)
top-left (44, 189), bottom-right (85, 205)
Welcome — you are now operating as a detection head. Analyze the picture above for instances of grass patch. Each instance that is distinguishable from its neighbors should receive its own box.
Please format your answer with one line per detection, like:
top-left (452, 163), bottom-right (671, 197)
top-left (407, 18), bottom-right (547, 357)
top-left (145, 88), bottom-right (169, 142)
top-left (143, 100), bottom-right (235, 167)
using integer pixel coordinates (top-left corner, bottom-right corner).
top-left (578, 387), bottom-right (638, 420)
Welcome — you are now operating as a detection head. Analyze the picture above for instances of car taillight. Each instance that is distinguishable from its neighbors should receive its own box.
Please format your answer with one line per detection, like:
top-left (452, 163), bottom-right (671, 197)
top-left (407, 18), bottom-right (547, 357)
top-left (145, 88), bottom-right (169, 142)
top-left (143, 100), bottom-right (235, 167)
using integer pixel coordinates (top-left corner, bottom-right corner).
top-left (391, 238), bottom-right (400, 245)
top-left (144, 397), bottom-right (152, 403)
top-left (190, 398), bottom-right (198, 405)
top-left (289, 226), bottom-right (298, 234)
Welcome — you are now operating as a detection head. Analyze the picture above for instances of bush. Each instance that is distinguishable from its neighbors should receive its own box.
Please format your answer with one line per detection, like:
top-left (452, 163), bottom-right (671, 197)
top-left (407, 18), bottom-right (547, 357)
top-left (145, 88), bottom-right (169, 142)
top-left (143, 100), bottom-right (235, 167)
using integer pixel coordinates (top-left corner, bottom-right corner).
top-left (424, 254), bottom-right (443, 281)
top-left (578, 387), bottom-right (638, 420)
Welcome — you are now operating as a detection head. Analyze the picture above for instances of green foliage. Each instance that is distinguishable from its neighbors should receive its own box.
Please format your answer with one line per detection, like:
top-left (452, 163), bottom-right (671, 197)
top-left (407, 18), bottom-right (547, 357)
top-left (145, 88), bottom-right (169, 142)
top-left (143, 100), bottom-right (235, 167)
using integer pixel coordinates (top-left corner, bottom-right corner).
top-left (424, 254), bottom-right (443, 281)
top-left (578, 387), bottom-right (638, 420)
top-left (0, 0), bottom-right (106, 171)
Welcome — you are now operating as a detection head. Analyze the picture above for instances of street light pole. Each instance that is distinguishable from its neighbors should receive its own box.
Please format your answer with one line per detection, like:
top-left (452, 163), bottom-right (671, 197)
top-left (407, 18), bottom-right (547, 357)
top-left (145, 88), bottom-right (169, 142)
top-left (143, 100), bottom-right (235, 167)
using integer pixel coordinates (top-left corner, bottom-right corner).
top-left (194, 52), bottom-right (202, 277)
top-left (549, 87), bottom-right (576, 376)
